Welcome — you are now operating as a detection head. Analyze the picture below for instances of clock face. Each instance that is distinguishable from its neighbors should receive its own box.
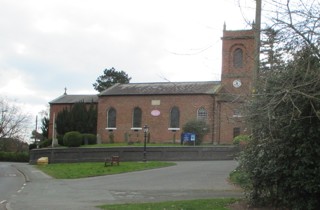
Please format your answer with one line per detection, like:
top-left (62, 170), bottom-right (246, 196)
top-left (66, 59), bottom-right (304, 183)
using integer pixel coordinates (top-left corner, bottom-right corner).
top-left (233, 79), bottom-right (242, 88)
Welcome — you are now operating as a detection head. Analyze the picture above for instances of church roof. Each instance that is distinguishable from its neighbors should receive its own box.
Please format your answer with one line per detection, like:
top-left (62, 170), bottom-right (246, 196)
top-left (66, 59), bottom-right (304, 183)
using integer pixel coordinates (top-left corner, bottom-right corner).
top-left (100, 81), bottom-right (221, 96)
top-left (49, 94), bottom-right (98, 104)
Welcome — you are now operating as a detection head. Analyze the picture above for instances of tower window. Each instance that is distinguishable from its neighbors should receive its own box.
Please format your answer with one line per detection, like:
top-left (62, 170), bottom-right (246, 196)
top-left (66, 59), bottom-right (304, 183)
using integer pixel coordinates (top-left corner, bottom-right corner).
top-left (233, 48), bottom-right (243, 68)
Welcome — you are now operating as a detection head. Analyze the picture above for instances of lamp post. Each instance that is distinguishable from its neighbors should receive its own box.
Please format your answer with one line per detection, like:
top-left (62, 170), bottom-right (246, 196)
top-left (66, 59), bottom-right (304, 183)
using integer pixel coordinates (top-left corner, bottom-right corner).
top-left (143, 124), bottom-right (148, 162)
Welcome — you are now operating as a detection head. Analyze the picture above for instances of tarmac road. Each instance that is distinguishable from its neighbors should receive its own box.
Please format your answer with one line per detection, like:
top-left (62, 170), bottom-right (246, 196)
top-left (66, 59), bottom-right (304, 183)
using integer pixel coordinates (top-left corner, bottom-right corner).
top-left (0, 163), bottom-right (25, 210)
top-left (7, 161), bottom-right (242, 210)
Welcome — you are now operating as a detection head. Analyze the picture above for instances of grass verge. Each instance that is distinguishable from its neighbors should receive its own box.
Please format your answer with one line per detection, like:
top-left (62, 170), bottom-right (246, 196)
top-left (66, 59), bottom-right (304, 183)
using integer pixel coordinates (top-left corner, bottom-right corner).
top-left (36, 161), bottom-right (175, 179)
top-left (98, 198), bottom-right (239, 210)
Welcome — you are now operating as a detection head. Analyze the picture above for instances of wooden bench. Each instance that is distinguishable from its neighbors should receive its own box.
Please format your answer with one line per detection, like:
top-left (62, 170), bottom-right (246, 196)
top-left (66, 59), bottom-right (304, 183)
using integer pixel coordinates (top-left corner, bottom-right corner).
top-left (104, 155), bottom-right (120, 167)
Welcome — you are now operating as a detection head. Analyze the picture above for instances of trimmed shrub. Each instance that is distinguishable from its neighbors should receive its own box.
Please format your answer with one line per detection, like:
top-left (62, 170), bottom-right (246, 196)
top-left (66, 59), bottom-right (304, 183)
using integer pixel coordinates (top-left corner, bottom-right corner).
top-left (82, 133), bottom-right (97, 145)
top-left (57, 135), bottom-right (64, 146)
top-left (63, 131), bottom-right (82, 147)
top-left (0, 152), bottom-right (29, 162)
top-left (29, 143), bottom-right (37, 150)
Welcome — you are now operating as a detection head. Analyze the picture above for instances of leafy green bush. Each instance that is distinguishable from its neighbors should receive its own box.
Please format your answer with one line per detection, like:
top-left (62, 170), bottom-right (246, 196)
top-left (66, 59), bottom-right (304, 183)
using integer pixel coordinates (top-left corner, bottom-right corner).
top-left (239, 48), bottom-right (320, 209)
top-left (182, 119), bottom-right (210, 145)
top-left (63, 131), bottom-right (82, 147)
top-left (229, 168), bottom-right (251, 189)
top-left (57, 135), bottom-right (64, 146)
top-left (39, 139), bottom-right (53, 148)
top-left (82, 133), bottom-right (97, 145)
top-left (233, 135), bottom-right (250, 145)
top-left (29, 143), bottom-right (37, 150)
top-left (0, 152), bottom-right (29, 162)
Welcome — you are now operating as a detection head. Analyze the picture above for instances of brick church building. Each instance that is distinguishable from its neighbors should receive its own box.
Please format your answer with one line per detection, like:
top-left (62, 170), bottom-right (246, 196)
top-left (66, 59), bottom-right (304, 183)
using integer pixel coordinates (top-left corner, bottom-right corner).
top-left (49, 26), bottom-right (255, 145)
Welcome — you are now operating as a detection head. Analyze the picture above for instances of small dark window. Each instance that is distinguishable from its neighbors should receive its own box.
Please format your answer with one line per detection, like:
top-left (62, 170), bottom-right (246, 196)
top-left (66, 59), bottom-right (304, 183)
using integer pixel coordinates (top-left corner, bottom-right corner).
top-left (170, 106), bottom-right (180, 128)
top-left (233, 127), bottom-right (241, 138)
top-left (133, 107), bottom-right (142, 128)
top-left (107, 108), bottom-right (116, 128)
top-left (233, 48), bottom-right (243, 68)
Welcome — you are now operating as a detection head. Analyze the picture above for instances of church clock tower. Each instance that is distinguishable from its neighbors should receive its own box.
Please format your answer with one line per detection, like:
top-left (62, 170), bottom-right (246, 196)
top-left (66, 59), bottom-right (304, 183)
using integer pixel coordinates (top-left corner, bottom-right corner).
top-left (215, 24), bottom-right (255, 144)
top-left (220, 24), bottom-right (255, 95)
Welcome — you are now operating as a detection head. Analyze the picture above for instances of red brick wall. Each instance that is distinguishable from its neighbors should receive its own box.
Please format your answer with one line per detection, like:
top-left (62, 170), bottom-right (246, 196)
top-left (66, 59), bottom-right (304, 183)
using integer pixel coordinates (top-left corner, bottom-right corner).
top-left (97, 94), bottom-right (215, 144)
top-left (216, 102), bottom-right (249, 144)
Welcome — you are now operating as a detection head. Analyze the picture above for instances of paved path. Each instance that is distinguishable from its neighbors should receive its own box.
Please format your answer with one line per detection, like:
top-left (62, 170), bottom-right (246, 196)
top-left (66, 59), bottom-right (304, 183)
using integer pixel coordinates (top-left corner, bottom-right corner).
top-left (7, 161), bottom-right (242, 210)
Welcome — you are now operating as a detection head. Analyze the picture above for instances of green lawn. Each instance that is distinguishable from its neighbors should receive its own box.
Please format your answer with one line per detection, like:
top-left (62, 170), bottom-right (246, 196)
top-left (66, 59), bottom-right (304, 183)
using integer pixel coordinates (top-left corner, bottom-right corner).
top-left (37, 161), bottom-right (175, 179)
top-left (98, 198), bottom-right (239, 210)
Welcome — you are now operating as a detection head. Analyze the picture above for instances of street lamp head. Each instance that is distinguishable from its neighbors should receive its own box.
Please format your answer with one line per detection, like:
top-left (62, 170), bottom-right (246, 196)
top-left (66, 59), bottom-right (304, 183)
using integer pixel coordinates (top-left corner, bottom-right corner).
top-left (143, 124), bottom-right (149, 133)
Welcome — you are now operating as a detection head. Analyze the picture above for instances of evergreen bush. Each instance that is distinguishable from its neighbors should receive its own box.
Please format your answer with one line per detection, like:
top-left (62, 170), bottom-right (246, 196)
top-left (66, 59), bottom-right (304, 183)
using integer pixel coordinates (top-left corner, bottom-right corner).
top-left (39, 139), bottom-right (53, 148)
top-left (0, 152), bottom-right (29, 162)
top-left (29, 143), bottom-right (37, 150)
top-left (57, 135), bottom-right (64, 146)
top-left (233, 135), bottom-right (250, 145)
top-left (82, 133), bottom-right (96, 145)
top-left (63, 131), bottom-right (82, 147)
top-left (239, 48), bottom-right (320, 209)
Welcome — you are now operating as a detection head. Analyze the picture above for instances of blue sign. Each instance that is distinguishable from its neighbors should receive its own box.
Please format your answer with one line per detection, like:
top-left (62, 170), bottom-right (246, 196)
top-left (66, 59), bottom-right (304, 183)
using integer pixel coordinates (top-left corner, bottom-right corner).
top-left (181, 133), bottom-right (196, 142)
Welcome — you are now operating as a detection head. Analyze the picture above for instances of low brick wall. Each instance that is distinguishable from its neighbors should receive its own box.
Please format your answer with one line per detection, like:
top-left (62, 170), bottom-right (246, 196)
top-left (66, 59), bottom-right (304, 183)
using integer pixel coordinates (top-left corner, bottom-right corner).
top-left (29, 146), bottom-right (239, 164)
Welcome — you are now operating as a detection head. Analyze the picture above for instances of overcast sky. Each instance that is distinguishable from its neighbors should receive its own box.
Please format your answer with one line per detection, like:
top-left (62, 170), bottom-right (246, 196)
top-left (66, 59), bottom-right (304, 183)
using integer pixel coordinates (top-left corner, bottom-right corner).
top-left (0, 0), bottom-right (255, 127)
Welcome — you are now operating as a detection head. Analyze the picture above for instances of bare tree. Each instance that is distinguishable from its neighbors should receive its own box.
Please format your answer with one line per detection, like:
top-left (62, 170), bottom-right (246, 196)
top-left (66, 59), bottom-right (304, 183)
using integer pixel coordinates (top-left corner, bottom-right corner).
top-left (263, 0), bottom-right (320, 58)
top-left (0, 98), bottom-right (31, 141)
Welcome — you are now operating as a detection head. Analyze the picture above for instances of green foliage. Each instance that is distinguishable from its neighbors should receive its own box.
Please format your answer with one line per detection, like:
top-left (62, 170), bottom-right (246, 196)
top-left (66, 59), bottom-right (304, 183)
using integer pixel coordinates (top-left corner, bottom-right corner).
top-left (39, 139), bottom-right (52, 148)
top-left (0, 152), bottom-right (29, 162)
top-left (239, 47), bottom-right (320, 209)
top-left (57, 135), bottom-right (64, 146)
top-left (29, 143), bottom-right (37, 150)
top-left (55, 108), bottom-right (71, 135)
top-left (82, 133), bottom-right (96, 145)
top-left (63, 131), bottom-right (82, 147)
top-left (229, 168), bottom-right (251, 189)
top-left (56, 101), bottom-right (97, 136)
top-left (93, 67), bottom-right (131, 92)
top-left (233, 135), bottom-right (250, 145)
top-left (41, 116), bottom-right (49, 139)
top-left (182, 119), bottom-right (210, 145)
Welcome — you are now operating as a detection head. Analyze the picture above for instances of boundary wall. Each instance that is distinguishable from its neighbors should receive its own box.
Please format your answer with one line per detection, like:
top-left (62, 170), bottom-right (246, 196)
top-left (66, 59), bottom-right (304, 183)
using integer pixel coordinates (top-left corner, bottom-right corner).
top-left (29, 146), bottom-right (239, 164)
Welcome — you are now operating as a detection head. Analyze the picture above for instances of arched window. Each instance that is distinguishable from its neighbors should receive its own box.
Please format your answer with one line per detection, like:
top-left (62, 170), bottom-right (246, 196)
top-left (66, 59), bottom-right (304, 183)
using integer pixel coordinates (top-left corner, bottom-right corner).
top-left (132, 107), bottom-right (142, 128)
top-left (170, 106), bottom-right (180, 128)
top-left (233, 48), bottom-right (243, 68)
top-left (107, 108), bottom-right (116, 128)
top-left (197, 107), bottom-right (208, 121)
